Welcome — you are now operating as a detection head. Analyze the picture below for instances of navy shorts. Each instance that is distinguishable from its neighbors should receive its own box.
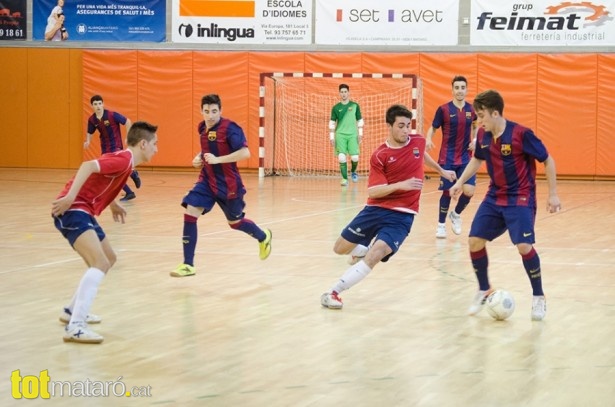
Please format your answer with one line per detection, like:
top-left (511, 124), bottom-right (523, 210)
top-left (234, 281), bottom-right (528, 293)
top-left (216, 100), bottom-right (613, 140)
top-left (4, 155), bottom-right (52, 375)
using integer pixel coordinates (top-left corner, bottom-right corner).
top-left (469, 201), bottom-right (537, 244)
top-left (439, 164), bottom-right (477, 190)
top-left (341, 205), bottom-right (414, 262)
top-left (53, 210), bottom-right (105, 247)
top-left (182, 181), bottom-right (246, 222)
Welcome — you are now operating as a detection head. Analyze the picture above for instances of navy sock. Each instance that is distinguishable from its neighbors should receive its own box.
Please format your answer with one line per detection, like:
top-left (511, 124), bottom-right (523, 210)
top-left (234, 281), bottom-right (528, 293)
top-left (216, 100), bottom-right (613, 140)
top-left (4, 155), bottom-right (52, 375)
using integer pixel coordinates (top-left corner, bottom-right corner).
top-left (522, 247), bottom-right (544, 296)
top-left (439, 192), bottom-right (451, 223)
top-left (470, 247), bottom-right (490, 291)
top-left (182, 214), bottom-right (198, 266)
top-left (123, 184), bottom-right (133, 194)
top-left (454, 193), bottom-right (472, 214)
top-left (231, 218), bottom-right (266, 241)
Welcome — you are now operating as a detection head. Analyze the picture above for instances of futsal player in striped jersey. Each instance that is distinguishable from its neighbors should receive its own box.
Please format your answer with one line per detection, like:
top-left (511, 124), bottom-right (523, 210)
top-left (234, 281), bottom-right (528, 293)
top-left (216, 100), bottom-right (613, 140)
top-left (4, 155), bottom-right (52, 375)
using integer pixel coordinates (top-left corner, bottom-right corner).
top-left (171, 94), bottom-right (272, 278)
top-left (450, 89), bottom-right (561, 321)
top-left (53, 121), bottom-right (159, 343)
top-left (426, 76), bottom-right (478, 239)
top-left (84, 95), bottom-right (142, 201)
top-left (321, 104), bottom-right (456, 309)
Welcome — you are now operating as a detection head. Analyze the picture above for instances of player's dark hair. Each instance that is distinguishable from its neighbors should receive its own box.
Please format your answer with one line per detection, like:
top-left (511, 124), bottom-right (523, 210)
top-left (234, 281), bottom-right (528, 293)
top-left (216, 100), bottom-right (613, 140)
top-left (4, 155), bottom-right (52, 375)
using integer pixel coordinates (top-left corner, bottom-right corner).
top-left (201, 94), bottom-right (221, 109)
top-left (127, 121), bottom-right (158, 146)
top-left (473, 90), bottom-right (505, 115)
top-left (385, 104), bottom-right (412, 126)
top-left (90, 95), bottom-right (103, 104)
top-left (339, 84), bottom-right (349, 91)
top-left (451, 75), bottom-right (468, 86)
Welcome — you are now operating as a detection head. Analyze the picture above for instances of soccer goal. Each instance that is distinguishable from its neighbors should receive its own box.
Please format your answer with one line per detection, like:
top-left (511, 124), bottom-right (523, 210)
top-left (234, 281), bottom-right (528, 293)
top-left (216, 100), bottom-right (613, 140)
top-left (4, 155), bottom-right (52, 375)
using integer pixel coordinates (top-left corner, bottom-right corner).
top-left (258, 72), bottom-right (423, 178)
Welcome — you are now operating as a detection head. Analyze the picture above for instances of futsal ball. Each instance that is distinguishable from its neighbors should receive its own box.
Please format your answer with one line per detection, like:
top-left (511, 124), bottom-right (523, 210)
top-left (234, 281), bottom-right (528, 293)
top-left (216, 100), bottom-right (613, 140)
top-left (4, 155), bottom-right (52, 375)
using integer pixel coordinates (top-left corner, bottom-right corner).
top-left (485, 289), bottom-right (515, 320)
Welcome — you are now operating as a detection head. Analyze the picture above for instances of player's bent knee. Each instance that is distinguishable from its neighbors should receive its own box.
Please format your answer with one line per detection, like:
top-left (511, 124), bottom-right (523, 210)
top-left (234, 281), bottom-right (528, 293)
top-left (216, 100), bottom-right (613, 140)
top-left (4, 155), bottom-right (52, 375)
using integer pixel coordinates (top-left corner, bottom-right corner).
top-left (93, 257), bottom-right (112, 273)
top-left (516, 243), bottom-right (533, 255)
top-left (107, 252), bottom-right (117, 268)
top-left (462, 187), bottom-right (476, 197)
top-left (350, 155), bottom-right (359, 162)
top-left (337, 153), bottom-right (347, 163)
top-left (468, 237), bottom-right (486, 252)
top-left (333, 238), bottom-right (352, 255)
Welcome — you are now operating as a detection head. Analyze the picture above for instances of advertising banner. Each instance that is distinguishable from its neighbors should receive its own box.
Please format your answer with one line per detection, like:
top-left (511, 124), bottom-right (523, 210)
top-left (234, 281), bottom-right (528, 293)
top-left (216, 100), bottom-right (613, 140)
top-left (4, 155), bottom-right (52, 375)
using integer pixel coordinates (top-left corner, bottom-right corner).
top-left (33, 0), bottom-right (165, 42)
top-left (172, 0), bottom-right (312, 44)
top-left (314, 0), bottom-right (459, 46)
top-left (471, 0), bottom-right (615, 46)
top-left (0, 0), bottom-right (26, 40)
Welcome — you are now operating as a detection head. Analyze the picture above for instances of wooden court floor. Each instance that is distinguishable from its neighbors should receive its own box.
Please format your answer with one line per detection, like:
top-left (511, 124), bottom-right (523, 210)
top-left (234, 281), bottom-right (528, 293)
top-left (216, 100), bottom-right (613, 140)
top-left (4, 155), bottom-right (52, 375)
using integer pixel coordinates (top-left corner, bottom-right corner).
top-left (0, 168), bottom-right (614, 407)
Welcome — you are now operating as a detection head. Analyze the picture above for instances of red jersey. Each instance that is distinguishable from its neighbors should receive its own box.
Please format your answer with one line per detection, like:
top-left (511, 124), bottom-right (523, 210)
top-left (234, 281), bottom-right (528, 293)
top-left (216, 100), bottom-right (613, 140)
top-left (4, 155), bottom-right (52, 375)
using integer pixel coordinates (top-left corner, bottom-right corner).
top-left (367, 136), bottom-right (426, 214)
top-left (57, 150), bottom-right (134, 216)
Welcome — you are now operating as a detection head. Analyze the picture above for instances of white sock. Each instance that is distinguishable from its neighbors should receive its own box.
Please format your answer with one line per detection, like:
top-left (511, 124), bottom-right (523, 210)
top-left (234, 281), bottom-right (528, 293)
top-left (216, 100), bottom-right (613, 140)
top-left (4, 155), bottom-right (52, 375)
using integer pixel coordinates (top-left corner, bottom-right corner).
top-left (331, 260), bottom-right (372, 294)
top-left (69, 267), bottom-right (105, 325)
top-left (66, 292), bottom-right (78, 312)
top-left (350, 244), bottom-right (369, 258)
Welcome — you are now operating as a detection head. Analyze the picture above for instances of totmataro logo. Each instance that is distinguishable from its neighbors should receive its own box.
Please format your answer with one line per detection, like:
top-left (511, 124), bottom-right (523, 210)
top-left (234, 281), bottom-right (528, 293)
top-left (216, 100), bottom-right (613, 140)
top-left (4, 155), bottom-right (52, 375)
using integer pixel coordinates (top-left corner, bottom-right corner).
top-left (178, 23), bottom-right (255, 41)
top-left (476, 2), bottom-right (612, 31)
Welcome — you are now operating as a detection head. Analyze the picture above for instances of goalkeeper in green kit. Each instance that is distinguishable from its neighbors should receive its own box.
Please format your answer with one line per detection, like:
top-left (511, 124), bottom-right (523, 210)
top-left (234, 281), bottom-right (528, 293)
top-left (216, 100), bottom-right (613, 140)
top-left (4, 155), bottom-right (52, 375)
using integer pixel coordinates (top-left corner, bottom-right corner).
top-left (329, 84), bottom-right (364, 186)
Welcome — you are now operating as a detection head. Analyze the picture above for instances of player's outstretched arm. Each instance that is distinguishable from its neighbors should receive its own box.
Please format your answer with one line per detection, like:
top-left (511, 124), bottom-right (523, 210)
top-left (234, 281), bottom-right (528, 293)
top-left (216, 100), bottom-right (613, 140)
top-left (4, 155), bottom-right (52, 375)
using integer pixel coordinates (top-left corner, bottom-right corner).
top-left (368, 177), bottom-right (424, 199)
top-left (51, 160), bottom-right (99, 216)
top-left (424, 153), bottom-right (456, 182)
top-left (109, 200), bottom-right (127, 224)
top-left (203, 146), bottom-right (250, 165)
top-left (543, 155), bottom-right (561, 213)
top-left (450, 157), bottom-right (482, 198)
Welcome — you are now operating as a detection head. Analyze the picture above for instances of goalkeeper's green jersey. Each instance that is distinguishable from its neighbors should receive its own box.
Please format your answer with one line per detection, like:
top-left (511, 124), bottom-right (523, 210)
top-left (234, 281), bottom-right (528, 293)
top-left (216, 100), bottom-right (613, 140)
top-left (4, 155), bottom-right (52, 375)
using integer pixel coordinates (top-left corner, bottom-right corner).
top-left (331, 101), bottom-right (362, 137)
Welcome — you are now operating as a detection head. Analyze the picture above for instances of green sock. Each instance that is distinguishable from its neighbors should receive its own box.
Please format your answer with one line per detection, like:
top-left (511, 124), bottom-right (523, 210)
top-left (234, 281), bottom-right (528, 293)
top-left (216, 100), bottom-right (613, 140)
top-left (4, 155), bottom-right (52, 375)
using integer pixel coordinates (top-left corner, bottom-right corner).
top-left (340, 162), bottom-right (348, 179)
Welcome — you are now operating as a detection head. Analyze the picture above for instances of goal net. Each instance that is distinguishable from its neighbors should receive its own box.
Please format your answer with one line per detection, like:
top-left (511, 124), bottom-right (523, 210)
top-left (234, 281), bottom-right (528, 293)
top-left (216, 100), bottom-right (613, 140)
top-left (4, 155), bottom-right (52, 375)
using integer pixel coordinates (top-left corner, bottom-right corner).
top-left (259, 73), bottom-right (422, 178)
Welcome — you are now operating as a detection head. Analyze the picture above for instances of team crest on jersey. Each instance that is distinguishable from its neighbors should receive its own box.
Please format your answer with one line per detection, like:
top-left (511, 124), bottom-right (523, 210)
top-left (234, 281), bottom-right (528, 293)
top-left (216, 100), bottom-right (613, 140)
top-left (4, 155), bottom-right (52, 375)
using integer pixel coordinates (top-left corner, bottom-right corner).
top-left (465, 112), bottom-right (472, 119)
top-left (103, 120), bottom-right (110, 126)
top-left (208, 131), bottom-right (217, 141)
top-left (501, 144), bottom-right (512, 156)
top-left (413, 147), bottom-right (419, 158)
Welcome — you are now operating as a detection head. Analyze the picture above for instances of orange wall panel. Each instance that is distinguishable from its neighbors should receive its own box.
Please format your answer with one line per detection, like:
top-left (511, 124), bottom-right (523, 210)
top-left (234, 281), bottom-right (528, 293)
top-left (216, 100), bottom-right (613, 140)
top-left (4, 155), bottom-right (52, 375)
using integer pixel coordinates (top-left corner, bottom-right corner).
top-left (1, 48), bottom-right (614, 178)
top-left (68, 50), bottom-right (84, 168)
top-left (137, 51), bottom-right (194, 167)
top-left (361, 53), bottom-right (420, 76)
top-left (0, 49), bottom-right (29, 167)
top-left (477, 54), bottom-right (538, 131)
top-left (28, 49), bottom-right (72, 169)
top-left (305, 52), bottom-right (363, 73)
top-left (537, 54), bottom-right (597, 176)
top-left (596, 54), bottom-right (615, 177)
top-left (82, 50), bottom-right (139, 162)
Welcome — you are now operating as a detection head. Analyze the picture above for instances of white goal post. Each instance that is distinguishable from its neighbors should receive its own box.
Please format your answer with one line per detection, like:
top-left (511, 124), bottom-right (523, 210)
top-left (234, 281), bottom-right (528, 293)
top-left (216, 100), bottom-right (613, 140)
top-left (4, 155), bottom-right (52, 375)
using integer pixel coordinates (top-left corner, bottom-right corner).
top-left (258, 72), bottom-right (423, 178)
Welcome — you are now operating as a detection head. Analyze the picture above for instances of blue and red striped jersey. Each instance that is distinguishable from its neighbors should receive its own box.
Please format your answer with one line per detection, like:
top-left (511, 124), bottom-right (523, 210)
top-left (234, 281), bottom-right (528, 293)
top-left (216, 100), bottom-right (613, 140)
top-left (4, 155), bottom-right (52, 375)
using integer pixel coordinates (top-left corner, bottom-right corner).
top-left (474, 121), bottom-right (549, 207)
top-left (197, 118), bottom-right (248, 199)
top-left (87, 110), bottom-right (128, 153)
top-left (431, 101), bottom-right (476, 166)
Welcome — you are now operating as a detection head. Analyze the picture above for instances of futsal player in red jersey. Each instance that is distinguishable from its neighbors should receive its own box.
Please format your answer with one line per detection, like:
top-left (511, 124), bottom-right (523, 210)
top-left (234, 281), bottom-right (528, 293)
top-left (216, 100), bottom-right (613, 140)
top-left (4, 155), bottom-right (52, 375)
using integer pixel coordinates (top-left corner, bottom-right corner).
top-left (426, 75), bottom-right (478, 239)
top-left (321, 104), bottom-right (456, 309)
top-left (84, 95), bottom-right (142, 201)
top-left (171, 94), bottom-right (272, 278)
top-left (52, 121), bottom-right (159, 343)
top-left (450, 89), bottom-right (561, 321)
